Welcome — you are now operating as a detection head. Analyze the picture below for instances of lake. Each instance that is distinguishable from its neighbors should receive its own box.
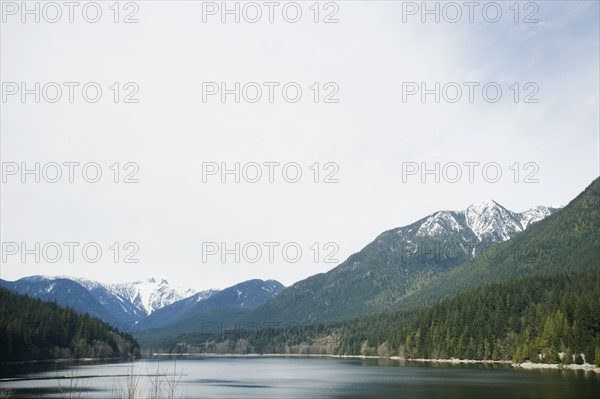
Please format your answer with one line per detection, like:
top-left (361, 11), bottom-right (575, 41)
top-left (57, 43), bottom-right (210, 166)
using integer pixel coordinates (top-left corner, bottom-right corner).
top-left (1, 357), bottom-right (599, 398)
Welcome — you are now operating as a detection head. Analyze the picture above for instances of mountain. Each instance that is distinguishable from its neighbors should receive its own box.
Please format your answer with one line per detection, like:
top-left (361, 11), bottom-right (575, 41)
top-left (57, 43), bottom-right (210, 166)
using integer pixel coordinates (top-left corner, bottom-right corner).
top-left (0, 287), bottom-right (139, 362)
top-left (136, 279), bottom-right (285, 333)
top-left (170, 270), bottom-right (600, 365)
top-left (0, 275), bottom-right (285, 338)
top-left (246, 201), bottom-right (559, 324)
top-left (399, 177), bottom-right (600, 307)
top-left (414, 199), bottom-right (558, 248)
top-left (153, 178), bottom-right (600, 362)
top-left (0, 277), bottom-right (128, 326)
top-left (72, 277), bottom-right (198, 315)
top-left (335, 269), bottom-right (600, 363)
top-left (134, 289), bottom-right (220, 331)
top-left (0, 276), bottom-right (201, 328)
top-left (338, 178), bottom-right (600, 362)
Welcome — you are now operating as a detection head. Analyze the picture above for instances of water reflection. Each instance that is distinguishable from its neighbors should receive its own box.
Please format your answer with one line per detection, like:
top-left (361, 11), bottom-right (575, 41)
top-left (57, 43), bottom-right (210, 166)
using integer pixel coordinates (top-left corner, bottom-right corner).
top-left (0, 357), bottom-right (598, 399)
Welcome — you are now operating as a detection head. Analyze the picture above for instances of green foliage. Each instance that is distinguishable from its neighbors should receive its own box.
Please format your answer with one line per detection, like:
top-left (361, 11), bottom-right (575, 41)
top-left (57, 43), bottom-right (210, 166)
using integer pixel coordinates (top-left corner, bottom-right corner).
top-left (250, 178), bottom-right (599, 325)
top-left (151, 322), bottom-right (341, 356)
top-left (0, 287), bottom-right (139, 362)
top-left (336, 270), bottom-right (600, 363)
top-left (136, 308), bottom-right (252, 347)
top-left (247, 231), bottom-right (476, 324)
top-left (149, 178), bottom-right (600, 366)
top-left (401, 177), bottom-right (600, 308)
top-left (154, 270), bottom-right (600, 366)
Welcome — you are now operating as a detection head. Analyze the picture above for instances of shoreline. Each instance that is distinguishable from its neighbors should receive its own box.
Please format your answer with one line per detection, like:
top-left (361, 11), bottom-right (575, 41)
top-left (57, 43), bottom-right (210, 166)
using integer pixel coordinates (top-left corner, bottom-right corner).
top-left (0, 356), bottom-right (134, 366)
top-left (146, 352), bottom-right (600, 373)
top-left (394, 357), bottom-right (600, 372)
top-left (5, 353), bottom-right (598, 373)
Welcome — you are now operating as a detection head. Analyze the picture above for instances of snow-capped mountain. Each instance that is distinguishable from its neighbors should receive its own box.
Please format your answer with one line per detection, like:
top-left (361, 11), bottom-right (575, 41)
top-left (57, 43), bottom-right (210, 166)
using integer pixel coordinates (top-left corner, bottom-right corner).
top-left (0, 275), bottom-right (206, 327)
top-left (0, 276), bottom-right (134, 326)
top-left (0, 275), bottom-right (285, 331)
top-left (106, 278), bottom-right (196, 315)
top-left (251, 200), bottom-right (560, 324)
top-left (1, 200), bottom-right (558, 329)
top-left (519, 205), bottom-right (558, 229)
top-left (136, 279), bottom-right (285, 331)
top-left (412, 200), bottom-right (559, 249)
top-left (62, 276), bottom-right (198, 316)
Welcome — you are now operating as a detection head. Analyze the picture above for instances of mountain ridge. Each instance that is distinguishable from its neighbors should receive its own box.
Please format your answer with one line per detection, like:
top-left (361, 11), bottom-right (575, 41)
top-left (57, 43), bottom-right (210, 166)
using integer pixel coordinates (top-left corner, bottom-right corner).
top-left (242, 200), bottom-right (559, 324)
top-left (398, 177), bottom-right (600, 308)
top-left (136, 279), bottom-right (285, 332)
top-left (151, 178), bottom-right (600, 362)
top-left (0, 198), bottom-right (561, 335)
top-left (0, 276), bottom-right (285, 332)
top-left (57, 276), bottom-right (199, 315)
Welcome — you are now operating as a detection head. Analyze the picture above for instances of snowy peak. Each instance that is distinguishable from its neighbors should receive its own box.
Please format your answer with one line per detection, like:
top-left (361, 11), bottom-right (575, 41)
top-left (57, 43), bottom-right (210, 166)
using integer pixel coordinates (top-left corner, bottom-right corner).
top-left (416, 211), bottom-right (464, 238)
top-left (465, 200), bottom-right (522, 242)
top-left (465, 198), bottom-right (503, 220)
top-left (469, 198), bottom-right (500, 210)
top-left (106, 278), bottom-right (197, 315)
top-left (131, 279), bottom-right (286, 331)
top-left (414, 200), bottom-right (559, 243)
top-left (2, 275), bottom-right (285, 331)
top-left (518, 205), bottom-right (557, 229)
top-left (21, 275), bottom-right (197, 316)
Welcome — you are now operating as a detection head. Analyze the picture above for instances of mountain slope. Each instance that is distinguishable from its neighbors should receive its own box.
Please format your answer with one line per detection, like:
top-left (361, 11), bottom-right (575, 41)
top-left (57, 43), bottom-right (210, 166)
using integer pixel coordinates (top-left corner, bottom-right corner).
top-left (153, 180), bottom-right (600, 361)
top-left (134, 289), bottom-right (219, 331)
top-left (0, 276), bottom-right (201, 328)
top-left (247, 201), bottom-right (558, 324)
top-left (0, 277), bottom-right (128, 326)
top-left (70, 277), bottom-right (197, 315)
top-left (0, 274), bottom-right (285, 337)
top-left (137, 279), bottom-right (285, 332)
top-left (400, 177), bottom-right (600, 308)
top-left (336, 269), bottom-right (600, 365)
top-left (0, 287), bottom-right (139, 362)
top-left (153, 270), bottom-right (600, 365)
top-left (105, 278), bottom-right (197, 315)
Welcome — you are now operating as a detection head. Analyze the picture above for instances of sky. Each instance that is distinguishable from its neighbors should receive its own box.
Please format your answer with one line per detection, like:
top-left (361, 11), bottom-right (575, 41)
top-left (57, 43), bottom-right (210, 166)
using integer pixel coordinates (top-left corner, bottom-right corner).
top-left (1, 0), bottom-right (599, 291)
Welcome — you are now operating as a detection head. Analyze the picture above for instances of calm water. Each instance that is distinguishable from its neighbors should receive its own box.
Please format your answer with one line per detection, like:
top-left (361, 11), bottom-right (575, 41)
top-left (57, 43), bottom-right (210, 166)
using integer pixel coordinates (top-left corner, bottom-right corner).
top-left (1, 357), bottom-right (599, 399)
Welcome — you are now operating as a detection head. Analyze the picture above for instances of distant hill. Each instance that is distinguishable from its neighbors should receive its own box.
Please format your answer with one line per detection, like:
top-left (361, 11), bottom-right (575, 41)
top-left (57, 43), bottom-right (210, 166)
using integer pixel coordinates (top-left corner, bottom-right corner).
top-left (135, 280), bottom-right (285, 345)
top-left (0, 287), bottom-right (139, 362)
top-left (0, 277), bottom-right (129, 326)
top-left (0, 276), bottom-right (199, 328)
top-left (138, 279), bottom-right (284, 329)
top-left (0, 276), bottom-right (284, 335)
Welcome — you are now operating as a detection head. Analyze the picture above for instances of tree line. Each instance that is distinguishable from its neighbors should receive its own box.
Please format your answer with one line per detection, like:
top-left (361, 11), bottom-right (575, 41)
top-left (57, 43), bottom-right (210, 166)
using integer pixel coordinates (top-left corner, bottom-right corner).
top-left (0, 287), bottom-right (139, 362)
top-left (336, 269), bottom-right (600, 365)
top-left (153, 270), bottom-right (600, 366)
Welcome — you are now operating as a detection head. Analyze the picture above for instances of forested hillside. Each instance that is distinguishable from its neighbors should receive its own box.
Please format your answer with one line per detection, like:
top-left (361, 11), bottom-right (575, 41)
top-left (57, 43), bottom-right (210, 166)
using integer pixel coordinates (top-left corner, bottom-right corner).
top-left (337, 269), bottom-right (600, 364)
top-left (246, 199), bottom-right (559, 325)
top-left (0, 288), bottom-right (140, 362)
top-left (153, 270), bottom-right (600, 367)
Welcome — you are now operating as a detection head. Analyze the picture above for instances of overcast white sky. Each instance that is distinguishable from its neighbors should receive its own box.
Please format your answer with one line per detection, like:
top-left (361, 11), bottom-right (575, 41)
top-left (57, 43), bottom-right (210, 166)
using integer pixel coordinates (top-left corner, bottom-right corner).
top-left (1, 0), bottom-right (599, 290)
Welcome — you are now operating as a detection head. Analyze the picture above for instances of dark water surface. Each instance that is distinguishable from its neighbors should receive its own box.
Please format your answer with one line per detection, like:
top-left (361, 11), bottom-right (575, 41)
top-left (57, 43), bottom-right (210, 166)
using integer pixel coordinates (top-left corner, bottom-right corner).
top-left (1, 357), bottom-right (598, 398)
